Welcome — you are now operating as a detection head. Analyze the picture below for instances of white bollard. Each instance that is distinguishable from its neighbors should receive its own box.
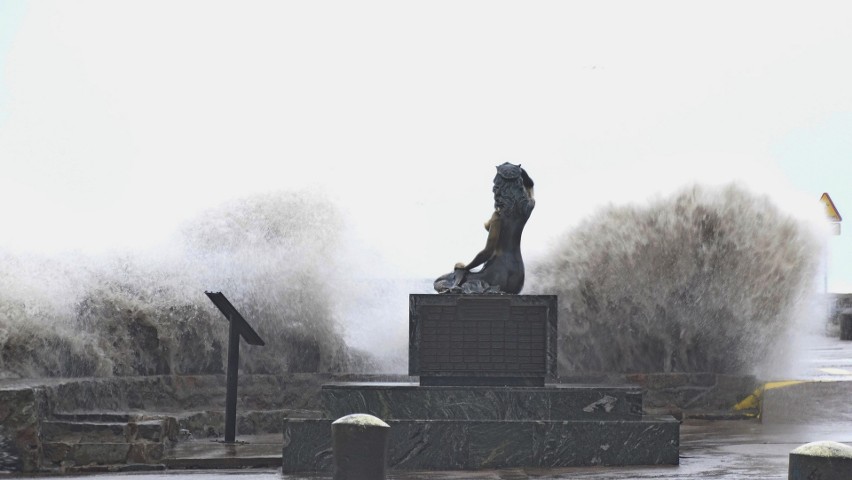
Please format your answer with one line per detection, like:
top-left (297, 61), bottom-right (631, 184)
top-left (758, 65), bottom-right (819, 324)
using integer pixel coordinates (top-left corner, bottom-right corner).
top-left (789, 441), bottom-right (852, 480)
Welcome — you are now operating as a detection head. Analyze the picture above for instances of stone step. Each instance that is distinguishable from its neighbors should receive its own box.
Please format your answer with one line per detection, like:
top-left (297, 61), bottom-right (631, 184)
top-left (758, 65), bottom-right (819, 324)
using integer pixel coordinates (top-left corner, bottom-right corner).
top-left (40, 418), bottom-right (176, 444)
top-left (52, 412), bottom-right (137, 423)
top-left (42, 442), bottom-right (165, 467)
top-left (131, 419), bottom-right (176, 443)
top-left (41, 420), bottom-right (127, 444)
top-left (322, 382), bottom-right (643, 421)
top-left (281, 416), bottom-right (679, 472)
top-left (60, 463), bottom-right (167, 474)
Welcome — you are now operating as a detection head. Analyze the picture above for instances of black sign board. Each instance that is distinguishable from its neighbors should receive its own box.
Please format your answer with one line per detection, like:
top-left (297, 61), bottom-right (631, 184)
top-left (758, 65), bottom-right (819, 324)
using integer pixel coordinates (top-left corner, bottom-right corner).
top-left (205, 291), bottom-right (265, 346)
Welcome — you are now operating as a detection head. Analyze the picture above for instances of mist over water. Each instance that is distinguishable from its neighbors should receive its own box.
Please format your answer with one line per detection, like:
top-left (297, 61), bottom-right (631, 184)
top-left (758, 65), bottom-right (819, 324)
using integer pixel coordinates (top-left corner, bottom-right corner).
top-left (528, 183), bottom-right (824, 376)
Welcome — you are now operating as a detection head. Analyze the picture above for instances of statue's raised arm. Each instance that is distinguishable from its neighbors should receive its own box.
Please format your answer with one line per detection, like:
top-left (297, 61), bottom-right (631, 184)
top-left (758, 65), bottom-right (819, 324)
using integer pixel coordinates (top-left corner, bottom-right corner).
top-left (434, 162), bottom-right (535, 294)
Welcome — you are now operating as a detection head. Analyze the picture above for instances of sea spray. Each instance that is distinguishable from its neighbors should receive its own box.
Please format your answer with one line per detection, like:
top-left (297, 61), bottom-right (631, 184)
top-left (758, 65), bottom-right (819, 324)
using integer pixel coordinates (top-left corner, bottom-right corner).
top-left (527, 183), bottom-right (823, 375)
top-left (0, 191), bottom-right (375, 378)
top-left (0, 252), bottom-right (110, 377)
top-left (2, 183), bottom-right (821, 379)
top-left (175, 191), bottom-right (363, 374)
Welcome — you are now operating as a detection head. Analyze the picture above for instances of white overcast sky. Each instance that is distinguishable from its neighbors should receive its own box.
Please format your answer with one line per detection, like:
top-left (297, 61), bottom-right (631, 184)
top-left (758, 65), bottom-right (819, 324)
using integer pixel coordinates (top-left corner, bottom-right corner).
top-left (1, 1), bottom-right (852, 290)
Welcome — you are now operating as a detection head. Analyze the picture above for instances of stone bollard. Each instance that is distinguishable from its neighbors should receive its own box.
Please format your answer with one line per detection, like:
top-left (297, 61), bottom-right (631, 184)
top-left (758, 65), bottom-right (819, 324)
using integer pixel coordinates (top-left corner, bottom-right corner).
top-left (840, 310), bottom-right (852, 340)
top-left (332, 414), bottom-right (390, 480)
top-left (789, 440), bottom-right (852, 479)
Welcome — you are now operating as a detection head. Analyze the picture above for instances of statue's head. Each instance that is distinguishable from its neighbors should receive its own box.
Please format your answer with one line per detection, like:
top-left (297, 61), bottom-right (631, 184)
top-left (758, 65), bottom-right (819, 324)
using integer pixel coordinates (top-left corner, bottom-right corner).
top-left (493, 162), bottom-right (527, 213)
top-left (496, 162), bottom-right (523, 180)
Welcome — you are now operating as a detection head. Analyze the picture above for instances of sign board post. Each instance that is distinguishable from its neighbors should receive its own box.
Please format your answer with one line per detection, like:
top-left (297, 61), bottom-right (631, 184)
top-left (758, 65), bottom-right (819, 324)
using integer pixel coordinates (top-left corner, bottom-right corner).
top-left (205, 291), bottom-right (265, 443)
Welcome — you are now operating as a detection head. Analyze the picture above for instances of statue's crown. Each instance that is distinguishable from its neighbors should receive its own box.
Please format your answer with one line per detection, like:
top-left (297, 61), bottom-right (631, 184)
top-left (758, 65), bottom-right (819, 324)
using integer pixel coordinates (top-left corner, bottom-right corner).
top-left (496, 162), bottom-right (522, 179)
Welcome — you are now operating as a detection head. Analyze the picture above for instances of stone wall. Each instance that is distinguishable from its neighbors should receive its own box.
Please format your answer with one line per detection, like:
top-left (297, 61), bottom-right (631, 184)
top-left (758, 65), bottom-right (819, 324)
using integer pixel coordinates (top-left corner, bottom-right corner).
top-left (0, 387), bottom-right (47, 472)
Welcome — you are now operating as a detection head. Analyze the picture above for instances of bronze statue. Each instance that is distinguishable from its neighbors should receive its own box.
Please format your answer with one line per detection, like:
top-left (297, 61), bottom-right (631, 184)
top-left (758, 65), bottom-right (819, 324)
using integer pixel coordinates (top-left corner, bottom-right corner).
top-left (434, 163), bottom-right (535, 294)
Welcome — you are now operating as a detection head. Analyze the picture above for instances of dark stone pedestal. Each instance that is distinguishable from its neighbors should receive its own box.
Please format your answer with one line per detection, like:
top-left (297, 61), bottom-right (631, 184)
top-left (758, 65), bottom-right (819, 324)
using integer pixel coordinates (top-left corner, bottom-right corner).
top-left (281, 294), bottom-right (680, 473)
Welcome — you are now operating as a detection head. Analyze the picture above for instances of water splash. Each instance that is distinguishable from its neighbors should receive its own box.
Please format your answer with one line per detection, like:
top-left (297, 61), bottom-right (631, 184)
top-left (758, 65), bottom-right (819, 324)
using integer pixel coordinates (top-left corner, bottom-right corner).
top-left (1, 184), bottom-right (824, 379)
top-left (0, 191), bottom-right (376, 378)
top-left (528, 183), bottom-right (823, 375)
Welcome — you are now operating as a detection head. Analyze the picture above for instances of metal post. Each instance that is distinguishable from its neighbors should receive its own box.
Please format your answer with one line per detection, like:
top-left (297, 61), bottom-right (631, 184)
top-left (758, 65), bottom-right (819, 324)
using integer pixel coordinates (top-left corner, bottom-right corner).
top-left (205, 291), bottom-right (264, 444)
top-left (225, 316), bottom-right (240, 443)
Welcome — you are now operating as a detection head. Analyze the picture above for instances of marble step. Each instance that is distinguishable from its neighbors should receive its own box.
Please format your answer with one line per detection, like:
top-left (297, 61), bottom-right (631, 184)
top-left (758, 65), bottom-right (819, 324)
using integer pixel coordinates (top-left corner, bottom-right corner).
top-left (41, 417), bottom-right (178, 469)
top-left (281, 415), bottom-right (679, 472)
top-left (322, 382), bottom-right (643, 421)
